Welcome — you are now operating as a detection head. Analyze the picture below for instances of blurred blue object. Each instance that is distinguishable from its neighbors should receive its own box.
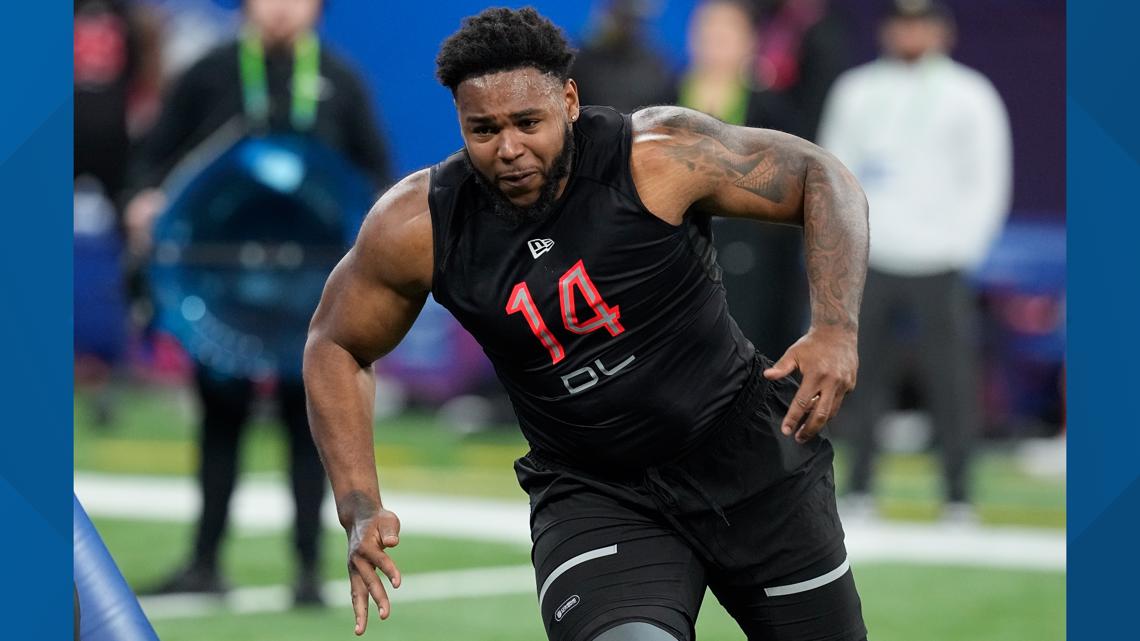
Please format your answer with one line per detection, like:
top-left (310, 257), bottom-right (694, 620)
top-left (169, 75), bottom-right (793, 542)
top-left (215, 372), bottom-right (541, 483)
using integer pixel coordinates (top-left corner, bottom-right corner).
top-left (972, 217), bottom-right (1066, 360)
top-left (973, 217), bottom-right (1066, 295)
top-left (74, 495), bottom-right (160, 641)
top-left (972, 217), bottom-right (1066, 431)
top-left (151, 134), bottom-right (372, 379)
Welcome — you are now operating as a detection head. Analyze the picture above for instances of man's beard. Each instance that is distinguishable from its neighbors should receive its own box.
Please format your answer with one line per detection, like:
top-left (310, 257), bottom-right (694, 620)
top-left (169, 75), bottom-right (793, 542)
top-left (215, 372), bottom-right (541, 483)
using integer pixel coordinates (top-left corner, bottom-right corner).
top-left (467, 124), bottom-right (576, 226)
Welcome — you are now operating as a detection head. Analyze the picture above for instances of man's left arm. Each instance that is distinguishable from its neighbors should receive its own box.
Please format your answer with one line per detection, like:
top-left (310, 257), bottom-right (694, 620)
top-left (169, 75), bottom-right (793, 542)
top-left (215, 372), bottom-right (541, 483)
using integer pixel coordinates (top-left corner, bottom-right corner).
top-left (631, 106), bottom-right (869, 443)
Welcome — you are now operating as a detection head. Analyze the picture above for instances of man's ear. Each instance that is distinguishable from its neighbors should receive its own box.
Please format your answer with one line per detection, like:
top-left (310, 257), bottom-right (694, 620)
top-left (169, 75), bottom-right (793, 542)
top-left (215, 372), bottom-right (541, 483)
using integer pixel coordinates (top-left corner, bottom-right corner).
top-left (564, 78), bottom-right (580, 122)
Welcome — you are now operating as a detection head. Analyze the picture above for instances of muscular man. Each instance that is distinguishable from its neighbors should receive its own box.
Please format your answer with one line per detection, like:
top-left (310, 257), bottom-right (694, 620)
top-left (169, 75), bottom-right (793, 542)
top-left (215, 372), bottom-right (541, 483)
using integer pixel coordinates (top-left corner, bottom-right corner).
top-left (304, 8), bottom-right (868, 640)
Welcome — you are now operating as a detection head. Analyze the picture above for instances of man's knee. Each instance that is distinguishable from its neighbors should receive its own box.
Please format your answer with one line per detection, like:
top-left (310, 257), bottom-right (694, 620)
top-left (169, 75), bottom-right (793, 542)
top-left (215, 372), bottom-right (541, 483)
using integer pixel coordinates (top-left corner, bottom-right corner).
top-left (589, 621), bottom-right (679, 641)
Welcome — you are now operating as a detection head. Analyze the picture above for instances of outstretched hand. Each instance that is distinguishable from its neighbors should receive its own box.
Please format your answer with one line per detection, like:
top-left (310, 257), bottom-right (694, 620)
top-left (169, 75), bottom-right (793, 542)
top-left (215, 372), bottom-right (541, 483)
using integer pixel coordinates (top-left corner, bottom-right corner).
top-left (763, 326), bottom-right (858, 444)
top-left (346, 507), bottom-right (402, 635)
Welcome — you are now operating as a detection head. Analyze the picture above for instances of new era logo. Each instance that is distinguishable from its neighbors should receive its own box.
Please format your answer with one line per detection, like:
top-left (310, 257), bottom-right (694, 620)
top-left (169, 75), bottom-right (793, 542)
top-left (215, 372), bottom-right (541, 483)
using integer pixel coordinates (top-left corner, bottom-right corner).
top-left (528, 238), bottom-right (555, 259)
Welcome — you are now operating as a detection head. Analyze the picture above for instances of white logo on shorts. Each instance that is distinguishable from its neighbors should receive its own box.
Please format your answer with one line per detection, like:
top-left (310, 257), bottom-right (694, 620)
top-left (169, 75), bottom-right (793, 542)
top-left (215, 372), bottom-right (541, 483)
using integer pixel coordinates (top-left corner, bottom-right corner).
top-left (554, 594), bottom-right (580, 622)
top-left (528, 238), bottom-right (555, 259)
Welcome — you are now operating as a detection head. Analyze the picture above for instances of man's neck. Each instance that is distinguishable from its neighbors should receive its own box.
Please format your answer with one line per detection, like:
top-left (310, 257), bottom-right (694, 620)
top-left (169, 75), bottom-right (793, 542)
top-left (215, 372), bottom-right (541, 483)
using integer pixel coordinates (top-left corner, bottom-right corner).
top-left (262, 36), bottom-right (295, 54)
top-left (890, 50), bottom-right (946, 65)
top-left (246, 26), bottom-right (306, 54)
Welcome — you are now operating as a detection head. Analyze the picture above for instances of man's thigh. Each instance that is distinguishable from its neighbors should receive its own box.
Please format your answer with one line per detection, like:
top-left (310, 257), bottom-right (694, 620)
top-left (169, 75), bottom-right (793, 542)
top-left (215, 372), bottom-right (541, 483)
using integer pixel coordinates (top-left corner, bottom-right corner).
top-left (703, 475), bottom-right (867, 641)
top-left (529, 487), bottom-right (706, 641)
top-left (711, 554), bottom-right (866, 641)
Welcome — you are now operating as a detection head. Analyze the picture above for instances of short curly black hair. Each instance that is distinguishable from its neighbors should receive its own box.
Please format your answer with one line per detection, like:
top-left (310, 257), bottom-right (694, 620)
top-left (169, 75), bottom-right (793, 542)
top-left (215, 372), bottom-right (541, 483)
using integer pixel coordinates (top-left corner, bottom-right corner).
top-left (435, 7), bottom-right (576, 93)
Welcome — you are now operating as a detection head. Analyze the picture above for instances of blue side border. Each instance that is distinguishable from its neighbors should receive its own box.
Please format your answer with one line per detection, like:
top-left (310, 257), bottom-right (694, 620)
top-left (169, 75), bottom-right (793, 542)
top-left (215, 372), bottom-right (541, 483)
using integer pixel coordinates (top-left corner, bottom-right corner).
top-left (1068, 2), bottom-right (1140, 639)
top-left (0, 4), bottom-right (72, 638)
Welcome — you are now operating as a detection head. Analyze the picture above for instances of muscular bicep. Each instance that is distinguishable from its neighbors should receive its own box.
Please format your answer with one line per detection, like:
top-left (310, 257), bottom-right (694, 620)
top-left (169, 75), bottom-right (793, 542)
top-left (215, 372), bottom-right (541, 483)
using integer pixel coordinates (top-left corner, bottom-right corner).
top-left (631, 106), bottom-right (819, 225)
top-left (310, 249), bottom-right (427, 366)
top-left (307, 171), bottom-right (433, 365)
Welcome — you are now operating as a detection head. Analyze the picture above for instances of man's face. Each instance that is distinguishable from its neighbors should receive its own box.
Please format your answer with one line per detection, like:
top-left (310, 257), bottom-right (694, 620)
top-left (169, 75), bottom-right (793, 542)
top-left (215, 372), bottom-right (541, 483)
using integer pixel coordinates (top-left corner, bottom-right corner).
top-left (454, 68), bottom-right (580, 220)
top-left (881, 16), bottom-right (950, 61)
top-left (246, 0), bottom-right (322, 46)
top-left (688, 2), bottom-right (755, 75)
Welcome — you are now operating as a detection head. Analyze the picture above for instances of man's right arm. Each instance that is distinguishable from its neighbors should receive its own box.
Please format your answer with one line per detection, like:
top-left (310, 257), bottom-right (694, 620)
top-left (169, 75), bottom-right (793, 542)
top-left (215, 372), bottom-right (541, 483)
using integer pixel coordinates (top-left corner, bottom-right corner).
top-left (302, 169), bottom-right (433, 634)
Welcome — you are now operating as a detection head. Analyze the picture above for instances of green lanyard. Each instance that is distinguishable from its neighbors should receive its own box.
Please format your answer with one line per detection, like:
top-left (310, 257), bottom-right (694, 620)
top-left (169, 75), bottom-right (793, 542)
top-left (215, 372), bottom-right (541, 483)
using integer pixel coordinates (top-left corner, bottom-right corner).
top-left (238, 29), bottom-right (320, 131)
top-left (678, 74), bottom-right (751, 126)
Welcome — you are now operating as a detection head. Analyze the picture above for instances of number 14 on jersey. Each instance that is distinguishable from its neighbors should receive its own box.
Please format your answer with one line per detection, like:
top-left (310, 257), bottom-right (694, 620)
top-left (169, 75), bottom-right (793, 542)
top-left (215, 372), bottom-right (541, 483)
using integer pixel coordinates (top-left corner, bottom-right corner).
top-left (505, 260), bottom-right (624, 364)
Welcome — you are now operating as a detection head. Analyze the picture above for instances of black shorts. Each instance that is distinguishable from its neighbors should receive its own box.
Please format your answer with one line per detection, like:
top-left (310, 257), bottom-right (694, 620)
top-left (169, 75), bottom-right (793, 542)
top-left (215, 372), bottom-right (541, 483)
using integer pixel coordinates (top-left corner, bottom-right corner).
top-left (514, 357), bottom-right (867, 641)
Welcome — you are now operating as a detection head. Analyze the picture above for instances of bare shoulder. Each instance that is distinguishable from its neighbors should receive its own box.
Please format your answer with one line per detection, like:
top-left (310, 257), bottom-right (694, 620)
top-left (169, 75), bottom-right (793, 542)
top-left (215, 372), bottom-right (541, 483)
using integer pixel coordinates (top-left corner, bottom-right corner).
top-left (360, 168), bottom-right (432, 244)
top-left (632, 105), bottom-right (726, 140)
top-left (629, 106), bottom-right (782, 223)
top-left (630, 106), bottom-right (717, 173)
top-left (309, 169), bottom-right (433, 364)
top-left (351, 168), bottom-right (434, 296)
top-left (627, 106), bottom-right (725, 224)
top-left (631, 104), bottom-right (808, 165)
top-left (630, 105), bottom-right (825, 224)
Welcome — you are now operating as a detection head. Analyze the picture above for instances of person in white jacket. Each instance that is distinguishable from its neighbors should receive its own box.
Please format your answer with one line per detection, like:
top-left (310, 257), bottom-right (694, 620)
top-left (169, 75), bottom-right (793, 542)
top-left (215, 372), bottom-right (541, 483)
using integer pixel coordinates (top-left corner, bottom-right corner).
top-left (818, 0), bottom-right (1011, 520)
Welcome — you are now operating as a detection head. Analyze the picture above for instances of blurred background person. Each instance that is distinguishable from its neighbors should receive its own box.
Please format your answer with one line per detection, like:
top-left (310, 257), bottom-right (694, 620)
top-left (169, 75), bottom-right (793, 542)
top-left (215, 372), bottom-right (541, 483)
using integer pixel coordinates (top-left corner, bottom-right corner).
top-left (123, 0), bottom-right (393, 605)
top-left (674, 0), bottom-right (808, 361)
top-left (675, 0), bottom-right (799, 135)
top-left (75, 0), bottom-right (140, 423)
top-left (75, 0), bottom-right (143, 207)
top-left (571, 0), bottom-right (674, 112)
top-left (74, 0), bottom-right (165, 424)
top-left (752, 0), bottom-right (850, 140)
top-left (819, 0), bottom-right (1012, 520)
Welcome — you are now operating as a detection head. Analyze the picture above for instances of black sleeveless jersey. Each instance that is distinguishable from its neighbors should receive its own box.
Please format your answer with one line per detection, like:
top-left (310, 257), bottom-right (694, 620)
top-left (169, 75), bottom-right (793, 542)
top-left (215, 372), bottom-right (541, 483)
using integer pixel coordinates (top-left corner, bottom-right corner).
top-left (428, 106), bottom-right (754, 472)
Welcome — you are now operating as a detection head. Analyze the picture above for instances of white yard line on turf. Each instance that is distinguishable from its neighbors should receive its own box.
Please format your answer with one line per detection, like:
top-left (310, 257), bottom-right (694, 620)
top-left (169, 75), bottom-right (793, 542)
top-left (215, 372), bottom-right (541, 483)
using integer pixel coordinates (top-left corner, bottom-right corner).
top-left (139, 564), bottom-right (537, 621)
top-left (75, 472), bottom-right (1065, 572)
top-left (75, 471), bottom-right (532, 544)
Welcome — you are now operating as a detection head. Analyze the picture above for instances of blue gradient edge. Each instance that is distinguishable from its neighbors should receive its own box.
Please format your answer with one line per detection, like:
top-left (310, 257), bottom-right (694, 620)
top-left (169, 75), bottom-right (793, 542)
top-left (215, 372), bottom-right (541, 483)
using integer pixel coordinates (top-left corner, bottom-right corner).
top-left (0, 4), bottom-right (72, 638)
top-left (1068, 1), bottom-right (1140, 639)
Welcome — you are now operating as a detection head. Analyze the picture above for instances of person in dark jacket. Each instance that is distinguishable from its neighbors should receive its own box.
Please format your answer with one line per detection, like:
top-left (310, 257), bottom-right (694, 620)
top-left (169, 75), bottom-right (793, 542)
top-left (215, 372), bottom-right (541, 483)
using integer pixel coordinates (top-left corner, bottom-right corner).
top-left (752, 0), bottom-right (851, 140)
top-left (571, 0), bottom-right (675, 112)
top-left (126, 0), bottom-right (393, 606)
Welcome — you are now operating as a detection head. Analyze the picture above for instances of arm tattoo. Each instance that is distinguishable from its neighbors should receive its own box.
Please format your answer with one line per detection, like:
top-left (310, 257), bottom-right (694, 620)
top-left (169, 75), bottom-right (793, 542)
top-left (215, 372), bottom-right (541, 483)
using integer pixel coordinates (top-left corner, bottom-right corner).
top-left (803, 161), bottom-right (867, 333)
top-left (654, 110), bottom-right (794, 204)
top-left (651, 107), bottom-right (868, 333)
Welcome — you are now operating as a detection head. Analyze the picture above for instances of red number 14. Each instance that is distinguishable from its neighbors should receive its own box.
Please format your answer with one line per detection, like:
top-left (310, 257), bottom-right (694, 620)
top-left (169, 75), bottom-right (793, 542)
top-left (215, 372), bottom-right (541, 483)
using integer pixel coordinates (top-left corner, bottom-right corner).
top-left (506, 260), bottom-right (624, 364)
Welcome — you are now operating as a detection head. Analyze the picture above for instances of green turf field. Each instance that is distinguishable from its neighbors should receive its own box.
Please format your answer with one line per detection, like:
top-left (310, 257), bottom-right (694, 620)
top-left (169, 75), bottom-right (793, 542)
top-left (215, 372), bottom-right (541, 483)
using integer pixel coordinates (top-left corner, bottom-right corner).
top-left (91, 516), bottom-right (1064, 641)
top-left (76, 385), bottom-right (1066, 640)
top-left (93, 517), bottom-right (1064, 641)
top-left (136, 581), bottom-right (1065, 641)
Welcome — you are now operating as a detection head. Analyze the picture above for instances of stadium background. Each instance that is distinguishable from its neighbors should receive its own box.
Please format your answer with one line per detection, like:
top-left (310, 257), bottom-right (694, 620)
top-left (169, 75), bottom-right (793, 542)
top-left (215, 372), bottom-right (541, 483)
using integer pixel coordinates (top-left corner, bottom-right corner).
top-left (73, 1), bottom-right (1066, 640)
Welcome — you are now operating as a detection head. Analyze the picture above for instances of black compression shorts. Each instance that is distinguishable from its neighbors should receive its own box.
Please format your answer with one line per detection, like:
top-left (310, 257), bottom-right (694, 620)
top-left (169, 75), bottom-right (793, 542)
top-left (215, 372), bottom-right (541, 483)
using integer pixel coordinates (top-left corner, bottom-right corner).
top-left (514, 357), bottom-right (867, 641)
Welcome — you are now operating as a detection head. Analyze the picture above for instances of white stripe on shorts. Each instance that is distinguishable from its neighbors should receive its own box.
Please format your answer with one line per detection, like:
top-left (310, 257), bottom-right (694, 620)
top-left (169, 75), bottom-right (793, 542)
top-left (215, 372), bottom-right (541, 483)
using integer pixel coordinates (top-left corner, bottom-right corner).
top-left (537, 544), bottom-right (618, 607)
top-left (763, 557), bottom-right (851, 597)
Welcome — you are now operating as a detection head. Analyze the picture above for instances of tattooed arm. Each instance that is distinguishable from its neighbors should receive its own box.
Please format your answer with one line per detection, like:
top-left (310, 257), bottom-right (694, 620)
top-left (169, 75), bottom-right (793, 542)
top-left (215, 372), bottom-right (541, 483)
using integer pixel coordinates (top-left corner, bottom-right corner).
top-left (630, 106), bottom-right (868, 443)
